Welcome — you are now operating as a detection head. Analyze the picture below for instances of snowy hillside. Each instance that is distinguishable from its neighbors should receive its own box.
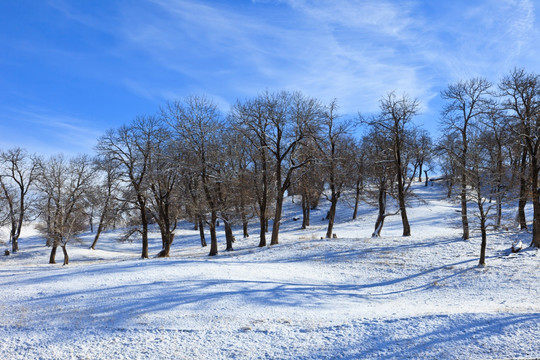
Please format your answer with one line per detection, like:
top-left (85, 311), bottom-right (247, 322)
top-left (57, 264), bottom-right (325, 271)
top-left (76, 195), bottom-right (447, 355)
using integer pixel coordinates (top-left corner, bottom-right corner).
top-left (1, 182), bottom-right (539, 359)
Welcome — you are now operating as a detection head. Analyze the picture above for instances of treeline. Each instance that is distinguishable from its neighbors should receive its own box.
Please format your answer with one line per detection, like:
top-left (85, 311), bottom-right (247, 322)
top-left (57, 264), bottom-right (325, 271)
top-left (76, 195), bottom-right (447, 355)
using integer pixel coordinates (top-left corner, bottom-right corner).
top-left (1, 68), bottom-right (539, 266)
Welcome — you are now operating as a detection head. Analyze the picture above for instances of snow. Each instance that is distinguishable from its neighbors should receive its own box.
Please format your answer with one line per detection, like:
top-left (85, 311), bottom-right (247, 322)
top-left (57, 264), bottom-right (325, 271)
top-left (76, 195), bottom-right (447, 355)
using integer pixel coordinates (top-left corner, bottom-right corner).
top-left (1, 182), bottom-right (539, 359)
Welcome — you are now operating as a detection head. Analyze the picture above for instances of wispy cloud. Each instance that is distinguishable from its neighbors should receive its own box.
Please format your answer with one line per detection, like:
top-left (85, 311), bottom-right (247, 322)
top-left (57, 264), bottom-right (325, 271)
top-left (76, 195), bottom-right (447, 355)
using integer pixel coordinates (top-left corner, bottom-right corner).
top-left (47, 0), bottom-right (540, 119)
top-left (0, 106), bottom-right (101, 155)
top-left (111, 0), bottom-right (435, 114)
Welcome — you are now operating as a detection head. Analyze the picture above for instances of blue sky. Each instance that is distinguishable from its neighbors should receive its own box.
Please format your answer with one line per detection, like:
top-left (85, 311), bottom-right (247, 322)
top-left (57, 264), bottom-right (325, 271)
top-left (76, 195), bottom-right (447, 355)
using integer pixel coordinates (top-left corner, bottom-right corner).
top-left (1, 0), bottom-right (539, 155)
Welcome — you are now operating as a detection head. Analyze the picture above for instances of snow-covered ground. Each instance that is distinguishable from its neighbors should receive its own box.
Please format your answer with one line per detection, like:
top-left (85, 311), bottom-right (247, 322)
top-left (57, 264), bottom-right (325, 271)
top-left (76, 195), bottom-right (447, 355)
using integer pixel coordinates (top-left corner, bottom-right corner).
top-left (1, 182), bottom-right (539, 359)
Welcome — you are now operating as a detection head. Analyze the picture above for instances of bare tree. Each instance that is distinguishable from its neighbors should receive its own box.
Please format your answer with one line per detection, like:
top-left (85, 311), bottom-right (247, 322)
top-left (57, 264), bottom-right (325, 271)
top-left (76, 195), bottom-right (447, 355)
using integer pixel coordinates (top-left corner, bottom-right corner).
top-left (367, 92), bottom-right (420, 236)
top-left (499, 68), bottom-right (540, 246)
top-left (291, 139), bottom-right (324, 229)
top-left (316, 99), bottom-right (354, 238)
top-left (467, 126), bottom-right (502, 266)
top-left (231, 90), bottom-right (320, 246)
top-left (36, 154), bottom-right (94, 265)
top-left (349, 139), bottom-right (366, 220)
top-left (480, 105), bottom-right (512, 230)
top-left (267, 91), bottom-right (321, 245)
top-left (183, 166), bottom-right (207, 247)
top-left (362, 130), bottom-right (394, 237)
top-left (147, 127), bottom-right (182, 257)
top-left (89, 155), bottom-right (124, 250)
top-left (96, 116), bottom-right (162, 259)
top-left (440, 77), bottom-right (492, 240)
top-left (515, 145), bottom-right (529, 230)
top-left (231, 95), bottom-right (274, 247)
top-left (0, 147), bottom-right (38, 252)
top-left (411, 129), bottom-right (433, 183)
top-left (163, 95), bottom-right (224, 256)
top-left (436, 133), bottom-right (459, 198)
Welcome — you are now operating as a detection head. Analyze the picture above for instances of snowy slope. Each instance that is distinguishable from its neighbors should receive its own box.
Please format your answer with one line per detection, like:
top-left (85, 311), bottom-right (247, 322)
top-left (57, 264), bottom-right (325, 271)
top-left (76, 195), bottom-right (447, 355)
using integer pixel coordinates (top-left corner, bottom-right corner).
top-left (1, 182), bottom-right (539, 359)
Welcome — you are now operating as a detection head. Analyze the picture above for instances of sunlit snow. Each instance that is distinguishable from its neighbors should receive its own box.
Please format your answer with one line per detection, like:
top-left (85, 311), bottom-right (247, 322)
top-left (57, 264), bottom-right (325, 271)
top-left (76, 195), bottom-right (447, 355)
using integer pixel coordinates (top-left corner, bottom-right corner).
top-left (1, 182), bottom-right (539, 359)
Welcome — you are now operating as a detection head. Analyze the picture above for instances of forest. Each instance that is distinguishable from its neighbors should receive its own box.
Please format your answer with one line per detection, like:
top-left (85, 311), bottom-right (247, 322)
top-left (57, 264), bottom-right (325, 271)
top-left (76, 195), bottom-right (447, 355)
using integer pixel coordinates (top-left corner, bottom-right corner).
top-left (1, 68), bottom-right (539, 266)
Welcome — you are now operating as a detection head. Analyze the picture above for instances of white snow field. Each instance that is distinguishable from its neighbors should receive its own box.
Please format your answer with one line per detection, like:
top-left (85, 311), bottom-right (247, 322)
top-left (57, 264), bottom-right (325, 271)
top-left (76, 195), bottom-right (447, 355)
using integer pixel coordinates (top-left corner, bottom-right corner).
top-left (1, 182), bottom-right (539, 359)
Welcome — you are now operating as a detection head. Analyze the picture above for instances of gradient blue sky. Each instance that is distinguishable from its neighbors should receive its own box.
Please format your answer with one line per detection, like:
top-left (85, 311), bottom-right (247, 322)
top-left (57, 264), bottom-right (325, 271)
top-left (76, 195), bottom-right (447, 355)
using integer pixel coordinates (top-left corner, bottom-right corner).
top-left (1, 0), bottom-right (539, 155)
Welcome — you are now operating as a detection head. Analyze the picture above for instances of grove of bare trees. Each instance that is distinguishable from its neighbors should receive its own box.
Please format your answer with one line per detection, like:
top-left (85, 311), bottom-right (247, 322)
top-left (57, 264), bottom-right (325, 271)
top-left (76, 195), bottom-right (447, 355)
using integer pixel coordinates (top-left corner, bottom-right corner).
top-left (1, 71), bottom-right (540, 267)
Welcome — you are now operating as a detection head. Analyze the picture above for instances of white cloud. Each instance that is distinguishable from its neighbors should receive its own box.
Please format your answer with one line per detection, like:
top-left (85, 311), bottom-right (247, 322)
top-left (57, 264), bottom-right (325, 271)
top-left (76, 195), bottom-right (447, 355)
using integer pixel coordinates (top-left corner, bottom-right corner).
top-left (104, 0), bottom-right (540, 117)
top-left (0, 106), bottom-right (101, 155)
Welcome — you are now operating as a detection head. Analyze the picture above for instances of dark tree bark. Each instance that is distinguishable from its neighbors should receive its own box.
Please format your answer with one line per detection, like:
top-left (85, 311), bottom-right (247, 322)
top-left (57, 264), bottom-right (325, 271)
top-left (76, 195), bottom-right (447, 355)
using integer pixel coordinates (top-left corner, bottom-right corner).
top-left (478, 211), bottom-right (487, 266)
top-left (49, 246), bottom-right (57, 264)
top-left (352, 180), bottom-right (361, 220)
top-left (372, 178), bottom-right (387, 238)
top-left (198, 217), bottom-right (207, 247)
top-left (518, 147), bottom-right (528, 230)
top-left (224, 221), bottom-right (234, 251)
top-left (395, 141), bottom-right (411, 236)
top-left (90, 224), bottom-right (103, 250)
top-left (139, 194), bottom-right (150, 259)
top-left (157, 233), bottom-right (174, 258)
top-left (62, 245), bottom-right (69, 266)
top-left (270, 185), bottom-right (285, 246)
top-left (460, 169), bottom-right (470, 240)
top-left (243, 221), bottom-right (249, 238)
top-left (208, 211), bottom-right (218, 256)
top-left (325, 195), bottom-right (338, 239)
top-left (301, 193), bottom-right (310, 229)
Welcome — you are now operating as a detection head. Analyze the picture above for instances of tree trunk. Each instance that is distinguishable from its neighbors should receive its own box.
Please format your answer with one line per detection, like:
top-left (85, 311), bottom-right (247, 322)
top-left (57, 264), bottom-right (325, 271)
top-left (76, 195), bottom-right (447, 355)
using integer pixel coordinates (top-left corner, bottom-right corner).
top-left (529, 153), bottom-right (540, 247)
top-left (460, 127), bottom-right (470, 240)
top-left (460, 172), bottom-right (470, 240)
top-left (418, 162), bottom-right (423, 182)
top-left (398, 185), bottom-right (410, 237)
top-left (198, 217), bottom-right (207, 247)
top-left (243, 221), bottom-right (249, 238)
top-left (11, 233), bottom-right (19, 253)
top-left (518, 147), bottom-right (528, 230)
top-left (257, 194), bottom-right (267, 247)
top-left (396, 146), bottom-right (411, 237)
top-left (138, 196), bottom-right (149, 259)
top-left (141, 219), bottom-right (149, 259)
top-left (446, 177), bottom-right (453, 198)
top-left (372, 180), bottom-right (387, 237)
top-left (352, 181), bottom-right (361, 220)
top-left (240, 209), bottom-right (249, 238)
top-left (2, 185), bottom-right (19, 253)
top-left (90, 221), bottom-right (104, 250)
top-left (476, 176), bottom-right (487, 266)
top-left (424, 170), bottom-right (429, 187)
top-left (14, 191), bottom-right (24, 252)
top-left (209, 211), bottom-right (218, 256)
top-left (89, 213), bottom-right (94, 233)
top-left (271, 189), bottom-right (285, 246)
top-left (496, 187), bottom-right (502, 230)
top-left (62, 245), bottom-right (69, 265)
top-left (325, 195), bottom-right (338, 239)
top-left (49, 246), bottom-right (57, 264)
top-left (158, 233), bottom-right (174, 258)
top-left (258, 218), bottom-right (267, 247)
top-left (301, 193), bottom-right (309, 229)
top-left (478, 214), bottom-right (487, 266)
top-left (224, 221), bottom-right (234, 251)
top-left (531, 193), bottom-right (540, 247)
